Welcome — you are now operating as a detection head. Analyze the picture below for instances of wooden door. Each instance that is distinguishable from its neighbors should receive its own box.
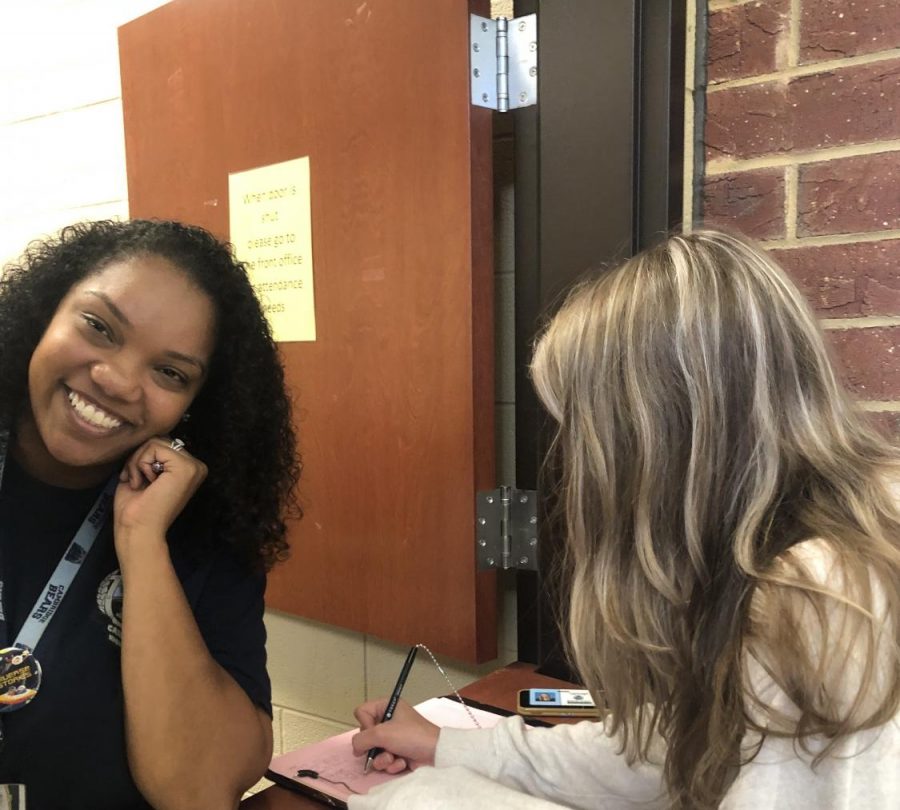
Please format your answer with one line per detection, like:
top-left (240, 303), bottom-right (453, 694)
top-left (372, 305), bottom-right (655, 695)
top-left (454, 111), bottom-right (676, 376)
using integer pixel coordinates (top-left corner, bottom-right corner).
top-left (119, 0), bottom-right (495, 662)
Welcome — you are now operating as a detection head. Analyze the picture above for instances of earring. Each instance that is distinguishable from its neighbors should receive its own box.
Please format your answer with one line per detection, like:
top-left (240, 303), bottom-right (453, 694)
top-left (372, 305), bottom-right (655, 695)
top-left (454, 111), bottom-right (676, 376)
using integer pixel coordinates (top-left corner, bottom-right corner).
top-left (181, 412), bottom-right (191, 423)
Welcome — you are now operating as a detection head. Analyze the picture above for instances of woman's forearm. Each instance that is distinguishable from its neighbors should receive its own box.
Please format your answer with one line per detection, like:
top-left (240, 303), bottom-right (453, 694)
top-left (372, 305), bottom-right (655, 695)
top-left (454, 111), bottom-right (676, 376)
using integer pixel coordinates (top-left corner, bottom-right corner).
top-left (119, 534), bottom-right (272, 810)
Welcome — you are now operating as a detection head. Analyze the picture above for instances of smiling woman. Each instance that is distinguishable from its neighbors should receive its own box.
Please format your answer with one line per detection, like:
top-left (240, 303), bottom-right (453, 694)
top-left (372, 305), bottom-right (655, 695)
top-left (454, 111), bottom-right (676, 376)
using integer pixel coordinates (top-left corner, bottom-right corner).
top-left (0, 220), bottom-right (301, 810)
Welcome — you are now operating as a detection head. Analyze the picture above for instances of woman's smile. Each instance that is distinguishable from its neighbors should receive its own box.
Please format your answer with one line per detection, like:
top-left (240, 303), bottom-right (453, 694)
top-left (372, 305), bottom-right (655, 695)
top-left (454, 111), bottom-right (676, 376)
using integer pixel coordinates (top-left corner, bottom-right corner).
top-left (65, 386), bottom-right (129, 433)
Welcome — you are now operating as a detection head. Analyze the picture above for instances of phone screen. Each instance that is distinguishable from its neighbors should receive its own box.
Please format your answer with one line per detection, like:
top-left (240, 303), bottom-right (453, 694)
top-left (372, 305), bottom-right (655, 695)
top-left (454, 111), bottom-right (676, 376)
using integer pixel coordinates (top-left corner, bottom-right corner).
top-left (526, 688), bottom-right (595, 708)
top-left (517, 688), bottom-right (599, 717)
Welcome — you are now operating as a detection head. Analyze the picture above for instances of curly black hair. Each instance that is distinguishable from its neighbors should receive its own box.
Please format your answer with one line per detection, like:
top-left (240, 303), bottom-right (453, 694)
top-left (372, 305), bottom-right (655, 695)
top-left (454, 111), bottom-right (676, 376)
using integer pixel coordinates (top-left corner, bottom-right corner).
top-left (0, 219), bottom-right (300, 571)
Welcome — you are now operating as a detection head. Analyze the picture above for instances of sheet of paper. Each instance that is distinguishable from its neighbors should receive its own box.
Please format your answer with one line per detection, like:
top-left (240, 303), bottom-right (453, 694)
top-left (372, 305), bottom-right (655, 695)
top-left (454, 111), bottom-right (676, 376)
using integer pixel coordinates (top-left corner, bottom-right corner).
top-left (228, 156), bottom-right (316, 342)
top-left (267, 698), bottom-right (505, 803)
top-left (415, 697), bottom-right (506, 729)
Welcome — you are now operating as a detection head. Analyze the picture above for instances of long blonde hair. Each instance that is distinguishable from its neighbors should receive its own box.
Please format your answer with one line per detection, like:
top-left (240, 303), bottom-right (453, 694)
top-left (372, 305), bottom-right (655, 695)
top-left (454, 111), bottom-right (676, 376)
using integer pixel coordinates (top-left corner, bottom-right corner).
top-left (531, 230), bottom-right (900, 808)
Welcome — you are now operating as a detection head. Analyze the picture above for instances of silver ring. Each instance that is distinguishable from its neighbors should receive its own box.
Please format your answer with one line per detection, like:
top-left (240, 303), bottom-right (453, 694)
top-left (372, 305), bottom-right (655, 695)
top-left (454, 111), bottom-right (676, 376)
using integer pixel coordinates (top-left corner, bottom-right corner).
top-left (170, 438), bottom-right (185, 453)
top-left (150, 460), bottom-right (165, 474)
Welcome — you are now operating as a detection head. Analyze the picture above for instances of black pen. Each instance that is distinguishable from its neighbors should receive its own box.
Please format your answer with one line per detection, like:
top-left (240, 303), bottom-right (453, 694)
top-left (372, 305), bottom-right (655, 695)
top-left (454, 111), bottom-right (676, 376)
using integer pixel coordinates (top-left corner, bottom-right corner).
top-left (364, 644), bottom-right (418, 774)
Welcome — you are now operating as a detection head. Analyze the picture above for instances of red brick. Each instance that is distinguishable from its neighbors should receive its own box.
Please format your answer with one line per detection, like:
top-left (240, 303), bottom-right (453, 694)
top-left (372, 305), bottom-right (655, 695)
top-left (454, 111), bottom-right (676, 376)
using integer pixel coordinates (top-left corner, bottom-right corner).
top-left (827, 326), bottom-right (900, 399)
top-left (791, 60), bottom-right (900, 150)
top-left (702, 168), bottom-right (785, 239)
top-left (801, 0), bottom-right (900, 64)
top-left (866, 410), bottom-right (900, 442)
top-left (705, 82), bottom-right (790, 161)
top-left (705, 60), bottom-right (900, 161)
top-left (770, 240), bottom-right (900, 317)
top-left (798, 152), bottom-right (900, 237)
top-left (708, 0), bottom-right (789, 84)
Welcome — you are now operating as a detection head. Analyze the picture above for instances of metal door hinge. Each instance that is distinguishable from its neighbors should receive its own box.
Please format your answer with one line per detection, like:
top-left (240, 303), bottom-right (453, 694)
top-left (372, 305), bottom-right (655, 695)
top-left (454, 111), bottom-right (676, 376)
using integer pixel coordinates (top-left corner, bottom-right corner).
top-left (476, 487), bottom-right (538, 571)
top-left (470, 14), bottom-right (538, 112)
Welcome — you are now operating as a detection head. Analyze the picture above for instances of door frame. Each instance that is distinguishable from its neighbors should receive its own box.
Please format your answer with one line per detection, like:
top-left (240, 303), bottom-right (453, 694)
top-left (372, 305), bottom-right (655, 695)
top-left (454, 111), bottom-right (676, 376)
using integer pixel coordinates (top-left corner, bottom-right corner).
top-left (513, 0), bottom-right (687, 675)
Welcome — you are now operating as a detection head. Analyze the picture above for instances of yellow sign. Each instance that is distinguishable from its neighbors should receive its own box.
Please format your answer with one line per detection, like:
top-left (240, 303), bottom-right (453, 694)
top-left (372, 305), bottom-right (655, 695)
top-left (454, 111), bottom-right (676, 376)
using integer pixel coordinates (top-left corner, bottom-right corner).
top-left (228, 157), bottom-right (317, 342)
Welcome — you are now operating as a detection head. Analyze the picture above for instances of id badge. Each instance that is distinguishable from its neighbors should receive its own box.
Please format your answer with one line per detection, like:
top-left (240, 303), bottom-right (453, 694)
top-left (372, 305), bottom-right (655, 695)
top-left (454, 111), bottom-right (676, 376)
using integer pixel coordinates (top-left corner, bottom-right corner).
top-left (0, 647), bottom-right (41, 712)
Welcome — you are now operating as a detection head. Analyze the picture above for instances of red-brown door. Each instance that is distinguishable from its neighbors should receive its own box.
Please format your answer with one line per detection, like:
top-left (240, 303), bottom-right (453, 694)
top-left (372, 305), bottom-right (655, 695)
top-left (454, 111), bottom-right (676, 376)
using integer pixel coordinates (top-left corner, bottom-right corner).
top-left (119, 0), bottom-right (496, 662)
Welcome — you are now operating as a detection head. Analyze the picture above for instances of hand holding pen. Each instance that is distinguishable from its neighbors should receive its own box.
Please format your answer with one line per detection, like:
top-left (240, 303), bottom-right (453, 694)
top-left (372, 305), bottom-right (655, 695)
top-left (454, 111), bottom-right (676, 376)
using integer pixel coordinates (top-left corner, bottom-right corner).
top-left (351, 646), bottom-right (441, 774)
top-left (364, 645), bottom-right (417, 774)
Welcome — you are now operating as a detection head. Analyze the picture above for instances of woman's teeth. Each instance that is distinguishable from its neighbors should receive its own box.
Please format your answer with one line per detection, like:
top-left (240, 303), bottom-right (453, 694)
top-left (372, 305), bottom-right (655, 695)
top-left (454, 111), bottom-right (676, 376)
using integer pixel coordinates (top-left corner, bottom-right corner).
top-left (67, 391), bottom-right (123, 430)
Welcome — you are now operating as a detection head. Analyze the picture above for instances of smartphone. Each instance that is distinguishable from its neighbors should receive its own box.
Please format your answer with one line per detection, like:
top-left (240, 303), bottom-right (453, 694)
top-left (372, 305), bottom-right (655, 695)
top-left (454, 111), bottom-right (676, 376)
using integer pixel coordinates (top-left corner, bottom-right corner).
top-left (517, 688), bottom-right (600, 717)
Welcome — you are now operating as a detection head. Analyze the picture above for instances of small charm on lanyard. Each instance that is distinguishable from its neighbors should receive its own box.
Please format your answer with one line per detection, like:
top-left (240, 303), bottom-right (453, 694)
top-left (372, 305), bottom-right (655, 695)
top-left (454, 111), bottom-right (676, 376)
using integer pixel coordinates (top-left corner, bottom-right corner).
top-left (0, 645), bottom-right (41, 712)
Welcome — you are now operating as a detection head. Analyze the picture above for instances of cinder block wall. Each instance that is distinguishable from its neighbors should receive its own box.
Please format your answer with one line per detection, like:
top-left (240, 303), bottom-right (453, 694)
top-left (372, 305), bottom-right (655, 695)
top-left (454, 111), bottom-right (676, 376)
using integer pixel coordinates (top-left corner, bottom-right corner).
top-left (700, 0), bottom-right (900, 438)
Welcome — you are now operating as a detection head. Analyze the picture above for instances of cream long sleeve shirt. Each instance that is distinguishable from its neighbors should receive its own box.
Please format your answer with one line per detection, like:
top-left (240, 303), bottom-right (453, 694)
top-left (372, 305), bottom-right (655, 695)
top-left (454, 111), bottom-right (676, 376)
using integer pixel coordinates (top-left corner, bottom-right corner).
top-left (349, 708), bottom-right (899, 809)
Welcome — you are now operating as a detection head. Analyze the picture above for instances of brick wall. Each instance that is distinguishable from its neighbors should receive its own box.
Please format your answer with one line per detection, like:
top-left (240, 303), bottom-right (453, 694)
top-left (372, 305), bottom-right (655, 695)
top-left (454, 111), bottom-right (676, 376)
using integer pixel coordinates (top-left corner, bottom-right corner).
top-left (699, 0), bottom-right (900, 439)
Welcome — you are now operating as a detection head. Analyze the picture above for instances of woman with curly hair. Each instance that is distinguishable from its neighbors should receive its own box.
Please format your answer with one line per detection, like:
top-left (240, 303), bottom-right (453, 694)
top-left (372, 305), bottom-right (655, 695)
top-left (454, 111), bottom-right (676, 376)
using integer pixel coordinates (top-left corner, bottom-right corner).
top-left (350, 230), bottom-right (900, 809)
top-left (0, 219), bottom-right (300, 809)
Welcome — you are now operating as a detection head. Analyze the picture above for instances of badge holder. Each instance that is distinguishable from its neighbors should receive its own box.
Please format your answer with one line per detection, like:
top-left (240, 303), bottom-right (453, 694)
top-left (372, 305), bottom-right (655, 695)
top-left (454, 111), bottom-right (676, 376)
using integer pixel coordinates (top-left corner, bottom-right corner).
top-left (0, 647), bottom-right (41, 712)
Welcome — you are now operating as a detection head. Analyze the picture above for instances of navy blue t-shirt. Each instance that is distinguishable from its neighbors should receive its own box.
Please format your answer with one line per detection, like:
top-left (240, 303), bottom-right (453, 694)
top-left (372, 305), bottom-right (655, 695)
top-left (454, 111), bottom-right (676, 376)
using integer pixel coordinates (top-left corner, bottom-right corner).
top-left (0, 458), bottom-right (272, 809)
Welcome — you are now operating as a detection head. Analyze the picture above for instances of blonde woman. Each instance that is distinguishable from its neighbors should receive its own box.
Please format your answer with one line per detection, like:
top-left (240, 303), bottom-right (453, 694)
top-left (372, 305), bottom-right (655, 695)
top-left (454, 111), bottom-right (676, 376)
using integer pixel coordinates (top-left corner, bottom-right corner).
top-left (349, 230), bottom-right (900, 809)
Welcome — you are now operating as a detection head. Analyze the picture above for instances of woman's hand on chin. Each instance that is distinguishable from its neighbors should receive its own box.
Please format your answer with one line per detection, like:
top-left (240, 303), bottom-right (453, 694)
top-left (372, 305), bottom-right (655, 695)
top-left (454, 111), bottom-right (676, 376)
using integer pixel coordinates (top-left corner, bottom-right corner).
top-left (113, 436), bottom-right (207, 559)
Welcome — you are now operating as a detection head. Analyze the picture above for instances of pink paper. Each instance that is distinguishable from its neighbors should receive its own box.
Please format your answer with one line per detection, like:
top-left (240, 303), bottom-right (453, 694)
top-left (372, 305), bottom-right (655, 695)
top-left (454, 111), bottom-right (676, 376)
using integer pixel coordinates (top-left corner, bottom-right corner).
top-left (267, 698), bottom-right (505, 803)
